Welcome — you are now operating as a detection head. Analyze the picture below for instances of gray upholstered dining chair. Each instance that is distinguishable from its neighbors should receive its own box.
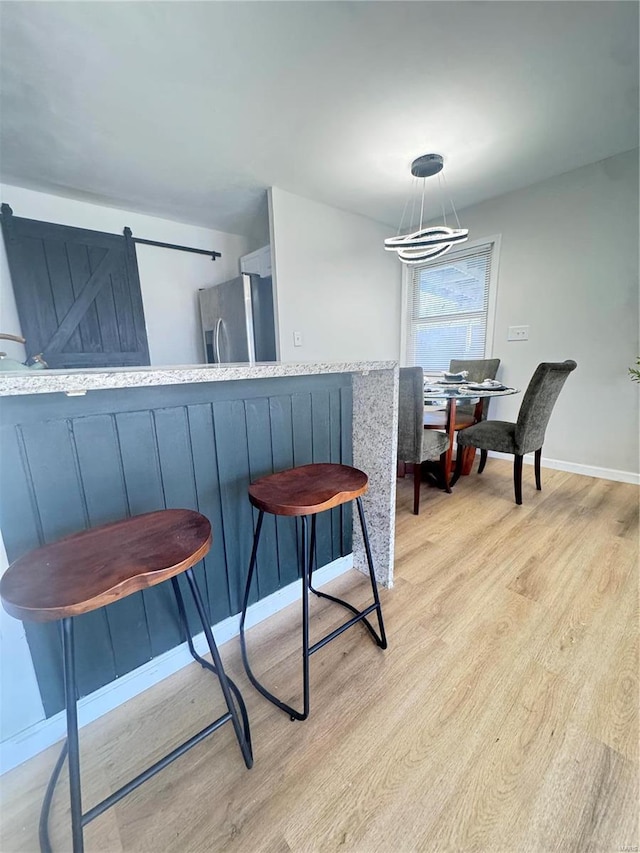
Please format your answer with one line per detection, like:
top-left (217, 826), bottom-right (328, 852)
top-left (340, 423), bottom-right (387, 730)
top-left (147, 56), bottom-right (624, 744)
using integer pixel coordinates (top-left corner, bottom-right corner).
top-left (423, 357), bottom-right (501, 432)
top-left (453, 360), bottom-right (577, 504)
top-left (450, 357), bottom-right (501, 423)
top-left (398, 366), bottom-right (451, 514)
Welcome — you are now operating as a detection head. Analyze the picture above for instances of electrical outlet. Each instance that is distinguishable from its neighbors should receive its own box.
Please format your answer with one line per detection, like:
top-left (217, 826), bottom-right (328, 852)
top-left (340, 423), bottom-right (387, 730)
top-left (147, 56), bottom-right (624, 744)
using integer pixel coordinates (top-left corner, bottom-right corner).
top-left (293, 330), bottom-right (303, 347)
top-left (508, 325), bottom-right (529, 341)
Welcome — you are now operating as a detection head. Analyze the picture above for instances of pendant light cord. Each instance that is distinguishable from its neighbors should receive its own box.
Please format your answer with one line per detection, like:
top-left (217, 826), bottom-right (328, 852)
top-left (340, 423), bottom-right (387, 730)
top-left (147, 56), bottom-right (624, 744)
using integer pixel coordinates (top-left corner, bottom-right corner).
top-left (438, 174), bottom-right (447, 227)
top-left (441, 171), bottom-right (463, 230)
top-left (396, 187), bottom-right (412, 237)
top-left (409, 176), bottom-right (419, 233)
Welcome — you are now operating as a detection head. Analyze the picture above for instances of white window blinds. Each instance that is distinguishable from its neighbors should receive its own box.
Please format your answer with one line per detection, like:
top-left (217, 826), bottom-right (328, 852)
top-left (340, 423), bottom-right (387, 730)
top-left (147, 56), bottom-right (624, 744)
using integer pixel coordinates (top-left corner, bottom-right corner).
top-left (406, 241), bottom-right (495, 372)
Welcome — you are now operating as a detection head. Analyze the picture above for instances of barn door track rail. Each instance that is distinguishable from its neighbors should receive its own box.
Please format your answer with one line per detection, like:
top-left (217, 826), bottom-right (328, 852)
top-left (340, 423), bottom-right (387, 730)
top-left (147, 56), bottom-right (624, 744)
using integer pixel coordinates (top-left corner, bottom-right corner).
top-left (125, 227), bottom-right (221, 260)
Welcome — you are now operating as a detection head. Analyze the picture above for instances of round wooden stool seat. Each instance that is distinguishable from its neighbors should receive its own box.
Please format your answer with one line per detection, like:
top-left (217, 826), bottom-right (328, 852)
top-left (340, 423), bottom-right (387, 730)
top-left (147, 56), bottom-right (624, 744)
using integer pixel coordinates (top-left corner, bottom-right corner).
top-left (248, 462), bottom-right (368, 517)
top-left (0, 509), bottom-right (211, 623)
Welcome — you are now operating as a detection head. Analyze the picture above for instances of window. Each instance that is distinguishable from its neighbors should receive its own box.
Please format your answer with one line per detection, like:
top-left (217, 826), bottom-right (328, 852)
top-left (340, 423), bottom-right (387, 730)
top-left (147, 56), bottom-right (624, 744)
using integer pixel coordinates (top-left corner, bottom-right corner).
top-left (403, 238), bottom-right (498, 373)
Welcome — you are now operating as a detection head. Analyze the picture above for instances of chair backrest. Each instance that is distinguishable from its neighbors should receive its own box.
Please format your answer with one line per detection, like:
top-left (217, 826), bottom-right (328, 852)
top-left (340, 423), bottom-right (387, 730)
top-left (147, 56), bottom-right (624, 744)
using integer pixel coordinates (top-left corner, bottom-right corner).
top-left (450, 358), bottom-right (501, 420)
top-left (397, 366), bottom-right (424, 464)
top-left (515, 360), bottom-right (577, 454)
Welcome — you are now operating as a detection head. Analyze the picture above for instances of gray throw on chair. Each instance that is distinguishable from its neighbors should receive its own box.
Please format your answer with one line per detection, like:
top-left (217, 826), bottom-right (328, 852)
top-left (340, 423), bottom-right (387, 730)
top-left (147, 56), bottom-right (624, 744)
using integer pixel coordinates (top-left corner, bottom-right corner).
top-left (454, 360), bottom-right (577, 504)
top-left (398, 366), bottom-right (450, 514)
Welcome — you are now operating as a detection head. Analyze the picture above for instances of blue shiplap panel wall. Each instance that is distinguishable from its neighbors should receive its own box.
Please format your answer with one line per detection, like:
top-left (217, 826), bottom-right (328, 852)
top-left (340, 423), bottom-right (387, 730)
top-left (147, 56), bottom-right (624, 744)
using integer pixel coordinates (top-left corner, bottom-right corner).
top-left (0, 375), bottom-right (353, 717)
top-left (19, 419), bottom-right (118, 700)
top-left (71, 415), bottom-right (152, 677)
top-left (154, 406), bottom-right (209, 641)
top-left (268, 395), bottom-right (300, 589)
top-left (245, 396), bottom-right (279, 603)
top-left (186, 403), bottom-right (232, 625)
top-left (115, 409), bottom-right (184, 658)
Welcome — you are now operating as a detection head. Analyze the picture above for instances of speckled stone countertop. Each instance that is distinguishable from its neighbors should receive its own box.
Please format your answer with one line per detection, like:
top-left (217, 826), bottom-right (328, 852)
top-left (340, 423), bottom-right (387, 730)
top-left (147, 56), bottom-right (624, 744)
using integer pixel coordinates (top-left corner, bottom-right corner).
top-left (0, 360), bottom-right (397, 396)
top-left (0, 360), bottom-right (399, 586)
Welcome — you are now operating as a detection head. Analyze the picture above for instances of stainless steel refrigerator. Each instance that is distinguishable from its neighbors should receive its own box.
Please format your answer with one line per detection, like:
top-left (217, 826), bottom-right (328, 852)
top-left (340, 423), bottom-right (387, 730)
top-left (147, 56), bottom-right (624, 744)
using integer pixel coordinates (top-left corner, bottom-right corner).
top-left (199, 273), bottom-right (277, 363)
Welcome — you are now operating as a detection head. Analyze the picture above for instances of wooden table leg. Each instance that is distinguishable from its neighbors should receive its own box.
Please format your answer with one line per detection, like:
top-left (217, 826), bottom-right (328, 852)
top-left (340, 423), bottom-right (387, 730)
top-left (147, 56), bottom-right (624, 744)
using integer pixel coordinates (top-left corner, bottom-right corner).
top-left (460, 399), bottom-right (483, 474)
top-left (460, 446), bottom-right (477, 475)
top-left (444, 399), bottom-right (457, 485)
top-left (454, 398), bottom-right (482, 477)
top-left (427, 397), bottom-right (484, 487)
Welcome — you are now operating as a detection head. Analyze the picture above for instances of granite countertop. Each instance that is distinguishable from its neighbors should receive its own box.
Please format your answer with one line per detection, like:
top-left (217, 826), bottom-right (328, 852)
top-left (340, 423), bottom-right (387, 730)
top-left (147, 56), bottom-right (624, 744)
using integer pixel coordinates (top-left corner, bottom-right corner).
top-left (0, 361), bottom-right (398, 396)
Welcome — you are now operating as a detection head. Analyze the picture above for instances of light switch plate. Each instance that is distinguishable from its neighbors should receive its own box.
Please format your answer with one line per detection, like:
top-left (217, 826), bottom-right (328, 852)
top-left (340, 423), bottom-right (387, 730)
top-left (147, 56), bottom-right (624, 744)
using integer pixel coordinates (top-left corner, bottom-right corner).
top-left (293, 331), bottom-right (303, 347)
top-left (508, 325), bottom-right (529, 341)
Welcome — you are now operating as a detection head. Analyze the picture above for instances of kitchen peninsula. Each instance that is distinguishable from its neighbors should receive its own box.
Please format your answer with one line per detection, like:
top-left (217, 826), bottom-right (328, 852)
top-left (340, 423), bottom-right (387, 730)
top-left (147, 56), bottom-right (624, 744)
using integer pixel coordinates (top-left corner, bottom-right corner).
top-left (0, 360), bottom-right (398, 725)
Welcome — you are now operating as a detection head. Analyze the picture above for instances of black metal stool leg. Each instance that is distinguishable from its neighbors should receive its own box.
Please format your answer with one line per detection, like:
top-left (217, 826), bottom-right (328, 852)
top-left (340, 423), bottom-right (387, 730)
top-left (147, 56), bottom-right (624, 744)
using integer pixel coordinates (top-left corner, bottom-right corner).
top-left (171, 575), bottom-right (203, 664)
top-left (240, 499), bottom-right (387, 721)
top-left (39, 738), bottom-right (68, 853)
top-left (40, 621), bottom-right (78, 853)
top-left (239, 509), bottom-right (264, 642)
top-left (170, 577), bottom-right (252, 759)
top-left (300, 515), bottom-right (310, 720)
top-left (183, 568), bottom-right (253, 768)
top-left (240, 510), bottom-right (309, 720)
top-left (355, 497), bottom-right (388, 649)
top-left (62, 617), bottom-right (84, 853)
top-left (307, 514), bottom-right (317, 590)
top-left (308, 499), bottom-right (387, 649)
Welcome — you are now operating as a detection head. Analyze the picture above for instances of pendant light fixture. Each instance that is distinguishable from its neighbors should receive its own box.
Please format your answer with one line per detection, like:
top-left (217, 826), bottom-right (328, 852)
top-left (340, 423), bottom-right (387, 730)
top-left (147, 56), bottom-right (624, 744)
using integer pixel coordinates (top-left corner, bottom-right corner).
top-left (384, 154), bottom-right (468, 265)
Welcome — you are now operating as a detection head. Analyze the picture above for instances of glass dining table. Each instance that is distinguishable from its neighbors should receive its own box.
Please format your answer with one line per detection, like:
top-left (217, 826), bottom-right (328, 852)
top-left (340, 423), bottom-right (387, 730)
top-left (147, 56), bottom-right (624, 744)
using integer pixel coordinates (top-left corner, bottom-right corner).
top-left (423, 381), bottom-right (520, 486)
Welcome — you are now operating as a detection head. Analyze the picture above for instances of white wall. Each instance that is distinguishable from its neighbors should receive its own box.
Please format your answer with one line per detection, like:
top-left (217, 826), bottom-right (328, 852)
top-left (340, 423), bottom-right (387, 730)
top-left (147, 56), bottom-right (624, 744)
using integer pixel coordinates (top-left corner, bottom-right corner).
top-left (245, 191), bottom-right (271, 254)
top-left (445, 149), bottom-right (639, 478)
top-left (269, 187), bottom-right (401, 362)
top-left (0, 184), bottom-right (251, 365)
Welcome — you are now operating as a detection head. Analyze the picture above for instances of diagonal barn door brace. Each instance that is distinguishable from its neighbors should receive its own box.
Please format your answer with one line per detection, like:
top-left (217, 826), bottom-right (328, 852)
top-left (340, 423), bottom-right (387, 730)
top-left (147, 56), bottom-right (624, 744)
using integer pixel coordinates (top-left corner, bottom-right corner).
top-left (44, 249), bottom-right (119, 355)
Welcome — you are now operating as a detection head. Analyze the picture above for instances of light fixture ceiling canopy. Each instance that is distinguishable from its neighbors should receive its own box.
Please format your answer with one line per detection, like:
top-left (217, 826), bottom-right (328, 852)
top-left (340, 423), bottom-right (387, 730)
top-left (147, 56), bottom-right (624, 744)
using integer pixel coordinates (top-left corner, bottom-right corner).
top-left (384, 152), bottom-right (468, 265)
top-left (410, 153), bottom-right (444, 179)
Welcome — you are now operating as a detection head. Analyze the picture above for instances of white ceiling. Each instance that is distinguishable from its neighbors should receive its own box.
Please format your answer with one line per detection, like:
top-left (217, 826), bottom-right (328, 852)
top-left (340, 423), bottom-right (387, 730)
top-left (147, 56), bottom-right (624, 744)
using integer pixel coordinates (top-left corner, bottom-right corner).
top-left (1, 1), bottom-right (638, 237)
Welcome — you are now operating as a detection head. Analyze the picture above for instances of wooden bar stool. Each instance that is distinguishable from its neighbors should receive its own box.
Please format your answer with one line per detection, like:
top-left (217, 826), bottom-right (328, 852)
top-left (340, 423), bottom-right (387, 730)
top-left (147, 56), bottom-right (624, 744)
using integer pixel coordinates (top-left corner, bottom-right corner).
top-left (239, 463), bottom-right (387, 721)
top-left (0, 509), bottom-right (253, 853)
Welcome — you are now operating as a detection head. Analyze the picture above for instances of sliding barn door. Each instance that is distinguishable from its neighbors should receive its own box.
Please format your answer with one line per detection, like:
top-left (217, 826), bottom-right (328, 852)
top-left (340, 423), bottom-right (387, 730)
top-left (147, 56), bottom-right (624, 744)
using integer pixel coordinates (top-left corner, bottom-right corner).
top-left (0, 205), bottom-right (149, 368)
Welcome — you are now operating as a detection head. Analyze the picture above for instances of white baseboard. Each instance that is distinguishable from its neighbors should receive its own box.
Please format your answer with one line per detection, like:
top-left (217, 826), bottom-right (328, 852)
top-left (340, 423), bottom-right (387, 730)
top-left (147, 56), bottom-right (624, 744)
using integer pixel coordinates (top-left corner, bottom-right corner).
top-left (0, 554), bottom-right (353, 774)
top-left (486, 451), bottom-right (639, 486)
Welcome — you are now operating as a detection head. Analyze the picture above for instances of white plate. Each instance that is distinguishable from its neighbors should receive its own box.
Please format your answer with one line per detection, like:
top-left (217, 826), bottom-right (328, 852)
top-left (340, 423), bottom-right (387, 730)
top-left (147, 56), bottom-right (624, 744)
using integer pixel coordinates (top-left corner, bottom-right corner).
top-left (466, 383), bottom-right (508, 391)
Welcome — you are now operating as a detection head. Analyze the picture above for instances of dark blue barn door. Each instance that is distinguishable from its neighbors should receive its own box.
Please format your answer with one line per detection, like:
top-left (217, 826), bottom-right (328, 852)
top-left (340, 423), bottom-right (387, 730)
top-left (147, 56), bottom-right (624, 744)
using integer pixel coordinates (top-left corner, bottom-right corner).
top-left (0, 204), bottom-right (149, 368)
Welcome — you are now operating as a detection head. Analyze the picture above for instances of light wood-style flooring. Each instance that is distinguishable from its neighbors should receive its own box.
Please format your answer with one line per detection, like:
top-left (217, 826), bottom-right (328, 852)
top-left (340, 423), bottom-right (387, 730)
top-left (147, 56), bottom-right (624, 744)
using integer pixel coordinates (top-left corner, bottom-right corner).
top-left (1, 460), bottom-right (638, 852)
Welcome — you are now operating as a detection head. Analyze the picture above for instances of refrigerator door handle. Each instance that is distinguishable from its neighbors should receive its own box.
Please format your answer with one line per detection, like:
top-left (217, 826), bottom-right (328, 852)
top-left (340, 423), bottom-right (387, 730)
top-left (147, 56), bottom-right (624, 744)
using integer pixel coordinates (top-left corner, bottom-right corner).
top-left (214, 318), bottom-right (223, 363)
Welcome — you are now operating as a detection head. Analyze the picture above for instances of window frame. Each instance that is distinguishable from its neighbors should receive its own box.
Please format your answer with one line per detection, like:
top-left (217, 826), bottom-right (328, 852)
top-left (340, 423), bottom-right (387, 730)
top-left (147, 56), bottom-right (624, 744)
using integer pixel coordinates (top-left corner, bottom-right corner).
top-left (400, 233), bottom-right (501, 373)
